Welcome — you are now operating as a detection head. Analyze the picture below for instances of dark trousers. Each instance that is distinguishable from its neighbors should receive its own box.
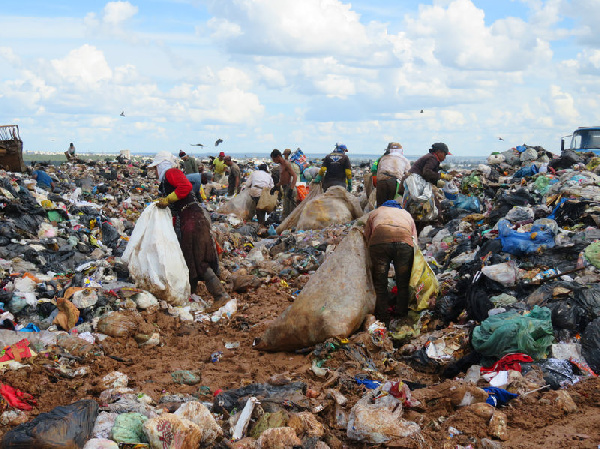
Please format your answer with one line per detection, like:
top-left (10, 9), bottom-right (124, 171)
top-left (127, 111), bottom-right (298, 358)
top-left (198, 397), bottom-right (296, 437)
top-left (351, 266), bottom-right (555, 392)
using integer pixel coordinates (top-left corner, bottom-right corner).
top-left (376, 177), bottom-right (398, 207)
top-left (249, 196), bottom-right (267, 226)
top-left (369, 242), bottom-right (414, 325)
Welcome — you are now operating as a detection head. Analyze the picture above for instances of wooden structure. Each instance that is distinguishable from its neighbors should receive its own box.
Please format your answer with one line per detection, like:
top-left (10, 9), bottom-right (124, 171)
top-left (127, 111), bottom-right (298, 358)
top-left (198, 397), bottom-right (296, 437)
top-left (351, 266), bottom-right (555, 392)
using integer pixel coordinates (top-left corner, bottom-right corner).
top-left (0, 125), bottom-right (25, 172)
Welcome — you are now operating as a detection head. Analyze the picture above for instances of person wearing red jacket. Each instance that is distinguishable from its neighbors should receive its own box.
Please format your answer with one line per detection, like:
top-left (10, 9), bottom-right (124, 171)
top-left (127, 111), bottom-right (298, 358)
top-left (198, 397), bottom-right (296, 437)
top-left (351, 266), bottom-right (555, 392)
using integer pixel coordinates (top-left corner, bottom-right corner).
top-left (149, 152), bottom-right (229, 310)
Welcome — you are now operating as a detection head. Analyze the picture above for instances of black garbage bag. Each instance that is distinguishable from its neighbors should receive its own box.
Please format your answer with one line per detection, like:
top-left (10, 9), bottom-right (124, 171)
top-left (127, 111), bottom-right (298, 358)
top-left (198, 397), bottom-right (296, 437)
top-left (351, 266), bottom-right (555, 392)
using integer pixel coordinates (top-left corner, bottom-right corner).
top-left (100, 222), bottom-right (120, 248)
top-left (435, 294), bottom-right (467, 324)
top-left (1, 399), bottom-right (98, 449)
top-left (548, 149), bottom-right (583, 170)
top-left (529, 359), bottom-right (578, 390)
top-left (465, 272), bottom-right (503, 322)
top-left (213, 381), bottom-right (306, 414)
top-left (527, 282), bottom-right (600, 332)
top-left (582, 317), bottom-right (600, 375)
top-left (552, 200), bottom-right (598, 228)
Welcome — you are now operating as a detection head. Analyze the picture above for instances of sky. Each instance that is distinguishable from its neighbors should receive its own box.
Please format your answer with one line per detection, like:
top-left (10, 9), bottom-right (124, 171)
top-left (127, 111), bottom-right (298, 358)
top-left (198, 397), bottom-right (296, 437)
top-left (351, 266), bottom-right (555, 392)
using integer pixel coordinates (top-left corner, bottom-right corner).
top-left (1, 0), bottom-right (599, 157)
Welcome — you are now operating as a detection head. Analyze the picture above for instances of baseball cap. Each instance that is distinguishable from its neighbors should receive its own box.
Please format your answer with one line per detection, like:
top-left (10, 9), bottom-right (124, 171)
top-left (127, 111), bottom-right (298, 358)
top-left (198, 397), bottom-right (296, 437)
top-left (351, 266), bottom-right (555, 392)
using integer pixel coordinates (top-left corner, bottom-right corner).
top-left (179, 151), bottom-right (186, 157)
top-left (432, 142), bottom-right (451, 155)
top-left (219, 151), bottom-right (225, 157)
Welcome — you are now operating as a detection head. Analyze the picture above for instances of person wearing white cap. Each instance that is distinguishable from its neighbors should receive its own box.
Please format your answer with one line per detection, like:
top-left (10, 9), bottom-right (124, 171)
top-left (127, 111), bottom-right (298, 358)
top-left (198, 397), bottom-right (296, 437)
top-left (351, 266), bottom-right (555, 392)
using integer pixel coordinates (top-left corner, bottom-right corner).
top-left (148, 151), bottom-right (230, 309)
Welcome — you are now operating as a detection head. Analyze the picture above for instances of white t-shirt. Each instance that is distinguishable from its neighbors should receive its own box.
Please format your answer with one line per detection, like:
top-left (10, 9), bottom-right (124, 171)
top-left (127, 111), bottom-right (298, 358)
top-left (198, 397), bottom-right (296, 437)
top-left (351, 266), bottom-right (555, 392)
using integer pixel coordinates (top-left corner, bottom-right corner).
top-left (245, 170), bottom-right (274, 197)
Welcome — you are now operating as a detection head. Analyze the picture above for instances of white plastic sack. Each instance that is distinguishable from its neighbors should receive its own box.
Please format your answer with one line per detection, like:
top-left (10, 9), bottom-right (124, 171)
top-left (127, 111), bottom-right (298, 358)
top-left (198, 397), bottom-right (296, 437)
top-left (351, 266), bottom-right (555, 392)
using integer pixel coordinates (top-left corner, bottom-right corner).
top-left (520, 147), bottom-right (538, 162)
top-left (216, 190), bottom-right (254, 220)
top-left (122, 203), bottom-right (190, 306)
top-left (401, 174), bottom-right (438, 221)
top-left (487, 154), bottom-right (505, 165)
top-left (481, 261), bottom-right (520, 287)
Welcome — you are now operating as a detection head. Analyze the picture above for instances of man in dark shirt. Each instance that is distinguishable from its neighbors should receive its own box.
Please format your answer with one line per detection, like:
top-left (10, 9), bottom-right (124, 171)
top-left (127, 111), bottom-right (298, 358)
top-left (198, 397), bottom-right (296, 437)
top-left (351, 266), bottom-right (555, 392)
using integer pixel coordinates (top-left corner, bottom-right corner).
top-left (224, 156), bottom-right (241, 196)
top-left (179, 151), bottom-right (199, 174)
top-left (409, 142), bottom-right (452, 186)
top-left (315, 143), bottom-right (352, 192)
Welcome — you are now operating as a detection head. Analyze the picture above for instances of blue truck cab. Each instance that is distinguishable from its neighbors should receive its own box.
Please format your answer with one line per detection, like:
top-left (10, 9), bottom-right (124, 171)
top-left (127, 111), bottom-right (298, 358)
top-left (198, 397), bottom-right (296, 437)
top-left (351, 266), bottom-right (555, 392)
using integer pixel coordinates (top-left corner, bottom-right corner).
top-left (562, 127), bottom-right (600, 156)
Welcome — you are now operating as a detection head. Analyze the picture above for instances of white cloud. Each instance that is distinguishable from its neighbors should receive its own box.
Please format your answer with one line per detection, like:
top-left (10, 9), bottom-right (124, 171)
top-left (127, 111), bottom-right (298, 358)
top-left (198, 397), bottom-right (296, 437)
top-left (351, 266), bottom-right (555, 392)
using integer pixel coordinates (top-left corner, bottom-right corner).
top-left (50, 45), bottom-right (112, 87)
top-left (104, 2), bottom-right (138, 25)
top-left (314, 75), bottom-right (355, 98)
top-left (0, 47), bottom-right (20, 66)
top-left (257, 65), bottom-right (286, 88)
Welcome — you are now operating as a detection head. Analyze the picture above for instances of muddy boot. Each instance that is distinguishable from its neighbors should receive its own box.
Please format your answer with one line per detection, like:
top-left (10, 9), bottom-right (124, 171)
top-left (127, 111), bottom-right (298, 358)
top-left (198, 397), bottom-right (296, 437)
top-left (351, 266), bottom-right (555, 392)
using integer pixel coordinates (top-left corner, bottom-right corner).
top-left (203, 268), bottom-right (230, 312)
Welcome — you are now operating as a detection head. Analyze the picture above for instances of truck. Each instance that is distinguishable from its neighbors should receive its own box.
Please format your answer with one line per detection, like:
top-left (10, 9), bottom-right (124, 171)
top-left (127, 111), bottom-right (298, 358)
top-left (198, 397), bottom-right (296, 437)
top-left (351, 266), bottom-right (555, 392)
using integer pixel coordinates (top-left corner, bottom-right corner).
top-left (561, 127), bottom-right (600, 156)
top-left (0, 125), bottom-right (26, 172)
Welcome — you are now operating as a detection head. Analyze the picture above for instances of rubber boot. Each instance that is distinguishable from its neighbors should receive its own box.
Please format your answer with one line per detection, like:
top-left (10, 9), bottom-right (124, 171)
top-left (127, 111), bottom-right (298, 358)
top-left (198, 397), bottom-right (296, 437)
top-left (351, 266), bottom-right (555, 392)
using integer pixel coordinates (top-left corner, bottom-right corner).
top-left (203, 268), bottom-right (230, 312)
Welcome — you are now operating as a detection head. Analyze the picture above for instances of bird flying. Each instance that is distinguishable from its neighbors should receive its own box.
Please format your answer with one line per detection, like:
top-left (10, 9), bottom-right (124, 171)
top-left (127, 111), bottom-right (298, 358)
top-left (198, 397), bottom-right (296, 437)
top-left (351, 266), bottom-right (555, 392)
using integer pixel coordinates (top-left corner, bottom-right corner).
top-left (120, 111), bottom-right (125, 117)
top-left (190, 143), bottom-right (204, 147)
top-left (215, 139), bottom-right (223, 146)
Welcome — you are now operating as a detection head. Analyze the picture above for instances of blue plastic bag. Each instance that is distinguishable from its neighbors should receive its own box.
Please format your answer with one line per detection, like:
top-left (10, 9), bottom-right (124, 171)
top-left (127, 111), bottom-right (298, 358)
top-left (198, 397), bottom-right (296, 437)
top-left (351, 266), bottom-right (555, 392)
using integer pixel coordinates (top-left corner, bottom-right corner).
top-left (512, 164), bottom-right (538, 179)
top-left (497, 219), bottom-right (555, 256)
top-left (452, 194), bottom-right (481, 212)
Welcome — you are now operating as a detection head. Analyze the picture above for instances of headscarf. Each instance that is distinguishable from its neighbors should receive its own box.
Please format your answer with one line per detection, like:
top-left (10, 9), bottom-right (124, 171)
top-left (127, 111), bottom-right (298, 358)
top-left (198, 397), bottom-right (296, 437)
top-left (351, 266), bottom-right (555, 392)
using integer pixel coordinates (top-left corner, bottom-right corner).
top-left (380, 200), bottom-right (403, 209)
top-left (148, 151), bottom-right (177, 181)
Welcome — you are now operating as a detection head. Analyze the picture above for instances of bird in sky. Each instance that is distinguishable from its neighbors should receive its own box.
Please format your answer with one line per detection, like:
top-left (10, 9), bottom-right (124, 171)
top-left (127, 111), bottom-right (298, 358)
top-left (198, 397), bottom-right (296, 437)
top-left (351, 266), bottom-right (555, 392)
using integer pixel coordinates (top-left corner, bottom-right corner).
top-left (120, 111), bottom-right (125, 117)
top-left (190, 143), bottom-right (204, 147)
top-left (498, 137), bottom-right (504, 141)
top-left (420, 109), bottom-right (424, 113)
top-left (215, 139), bottom-right (223, 146)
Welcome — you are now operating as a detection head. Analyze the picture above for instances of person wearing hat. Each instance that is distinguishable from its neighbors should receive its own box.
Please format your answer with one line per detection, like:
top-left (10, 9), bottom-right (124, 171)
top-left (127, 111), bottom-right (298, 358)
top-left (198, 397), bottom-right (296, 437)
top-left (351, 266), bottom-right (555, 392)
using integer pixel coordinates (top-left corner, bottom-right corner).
top-left (179, 151), bottom-right (199, 175)
top-left (245, 163), bottom-right (274, 227)
top-left (283, 148), bottom-right (301, 178)
top-left (149, 151), bottom-right (230, 310)
top-left (212, 152), bottom-right (227, 183)
top-left (364, 199), bottom-right (417, 327)
top-left (314, 143), bottom-right (352, 192)
top-left (408, 142), bottom-right (452, 187)
top-left (375, 142), bottom-right (411, 207)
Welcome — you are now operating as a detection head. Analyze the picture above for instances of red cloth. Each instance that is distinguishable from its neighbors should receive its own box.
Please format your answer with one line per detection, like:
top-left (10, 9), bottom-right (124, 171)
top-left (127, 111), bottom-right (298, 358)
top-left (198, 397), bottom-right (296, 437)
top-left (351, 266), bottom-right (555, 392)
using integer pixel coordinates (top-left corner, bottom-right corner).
top-left (480, 353), bottom-right (533, 374)
top-left (164, 168), bottom-right (192, 200)
top-left (0, 339), bottom-right (32, 363)
top-left (0, 384), bottom-right (36, 410)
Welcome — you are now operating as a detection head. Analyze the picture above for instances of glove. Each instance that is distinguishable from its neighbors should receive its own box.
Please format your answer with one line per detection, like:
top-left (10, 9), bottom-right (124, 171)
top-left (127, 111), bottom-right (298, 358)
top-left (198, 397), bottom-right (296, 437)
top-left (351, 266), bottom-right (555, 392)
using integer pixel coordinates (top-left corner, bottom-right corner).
top-left (436, 179), bottom-right (446, 188)
top-left (347, 178), bottom-right (352, 192)
top-left (314, 175), bottom-right (322, 183)
top-left (157, 191), bottom-right (178, 208)
top-left (440, 173), bottom-right (451, 180)
top-left (270, 187), bottom-right (277, 195)
top-left (157, 197), bottom-right (170, 208)
top-left (287, 188), bottom-right (294, 200)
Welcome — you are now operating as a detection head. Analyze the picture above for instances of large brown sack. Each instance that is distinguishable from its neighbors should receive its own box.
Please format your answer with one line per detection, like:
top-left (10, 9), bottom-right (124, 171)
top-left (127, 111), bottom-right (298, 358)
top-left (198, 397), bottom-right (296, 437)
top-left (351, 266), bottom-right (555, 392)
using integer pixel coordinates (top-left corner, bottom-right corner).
top-left (277, 182), bottom-right (323, 234)
top-left (296, 186), bottom-right (363, 231)
top-left (256, 228), bottom-right (376, 352)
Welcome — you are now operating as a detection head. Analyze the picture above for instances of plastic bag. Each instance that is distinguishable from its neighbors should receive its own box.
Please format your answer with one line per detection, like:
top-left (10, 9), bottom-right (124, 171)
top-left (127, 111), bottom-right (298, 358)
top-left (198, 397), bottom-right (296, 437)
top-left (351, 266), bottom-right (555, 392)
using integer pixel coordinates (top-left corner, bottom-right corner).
top-left (481, 261), bottom-right (519, 287)
top-left (347, 391), bottom-right (420, 443)
top-left (452, 194), bottom-right (481, 213)
top-left (584, 242), bottom-right (600, 269)
top-left (471, 306), bottom-right (554, 363)
top-left (487, 153), bottom-right (505, 165)
top-left (295, 186), bottom-right (363, 231)
top-left (122, 203), bottom-right (190, 306)
top-left (256, 188), bottom-right (277, 212)
top-left (497, 219), bottom-right (555, 256)
top-left (505, 206), bottom-right (534, 223)
top-left (582, 317), bottom-right (600, 374)
top-left (256, 228), bottom-right (376, 351)
top-left (534, 175), bottom-right (551, 194)
top-left (409, 243), bottom-right (439, 311)
top-left (443, 181), bottom-right (459, 200)
top-left (1, 400), bottom-right (99, 449)
top-left (401, 174), bottom-right (438, 221)
top-left (295, 184), bottom-right (308, 202)
top-left (216, 189), bottom-right (254, 220)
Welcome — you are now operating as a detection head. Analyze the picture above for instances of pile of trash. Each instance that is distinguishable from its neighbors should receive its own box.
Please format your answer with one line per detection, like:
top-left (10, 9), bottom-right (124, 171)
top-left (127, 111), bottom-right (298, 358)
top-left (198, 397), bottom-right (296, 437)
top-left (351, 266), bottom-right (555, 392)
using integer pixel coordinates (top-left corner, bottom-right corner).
top-left (2, 146), bottom-right (600, 447)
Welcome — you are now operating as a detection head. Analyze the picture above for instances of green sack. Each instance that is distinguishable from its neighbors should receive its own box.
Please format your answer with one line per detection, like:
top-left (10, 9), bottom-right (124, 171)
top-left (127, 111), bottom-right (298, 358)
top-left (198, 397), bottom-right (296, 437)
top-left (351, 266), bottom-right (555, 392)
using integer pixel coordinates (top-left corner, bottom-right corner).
top-left (585, 242), bottom-right (600, 269)
top-left (111, 412), bottom-right (148, 444)
top-left (534, 175), bottom-right (550, 195)
top-left (471, 305), bottom-right (554, 363)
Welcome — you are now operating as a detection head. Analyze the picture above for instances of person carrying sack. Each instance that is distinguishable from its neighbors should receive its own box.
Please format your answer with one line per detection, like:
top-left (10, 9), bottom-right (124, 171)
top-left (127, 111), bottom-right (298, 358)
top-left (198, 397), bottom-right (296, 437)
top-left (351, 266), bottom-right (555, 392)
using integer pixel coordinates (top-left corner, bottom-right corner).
top-left (245, 164), bottom-right (274, 227)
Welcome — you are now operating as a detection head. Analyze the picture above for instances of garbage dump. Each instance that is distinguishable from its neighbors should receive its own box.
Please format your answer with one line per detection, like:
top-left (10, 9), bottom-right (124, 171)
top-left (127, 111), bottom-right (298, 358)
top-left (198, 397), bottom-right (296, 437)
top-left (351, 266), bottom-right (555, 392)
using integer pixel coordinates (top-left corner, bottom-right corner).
top-left (0, 146), bottom-right (600, 448)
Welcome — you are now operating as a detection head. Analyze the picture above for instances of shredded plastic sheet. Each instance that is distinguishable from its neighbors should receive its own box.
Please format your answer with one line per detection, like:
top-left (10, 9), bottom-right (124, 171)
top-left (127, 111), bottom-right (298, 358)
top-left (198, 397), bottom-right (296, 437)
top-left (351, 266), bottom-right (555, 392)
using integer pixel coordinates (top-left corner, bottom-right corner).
top-left (401, 174), bottom-right (438, 221)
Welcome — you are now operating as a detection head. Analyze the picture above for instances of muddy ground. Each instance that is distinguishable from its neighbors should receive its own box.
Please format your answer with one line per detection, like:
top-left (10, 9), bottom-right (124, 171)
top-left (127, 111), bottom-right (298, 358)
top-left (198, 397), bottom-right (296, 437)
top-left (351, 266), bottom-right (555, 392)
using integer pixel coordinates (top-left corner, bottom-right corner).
top-left (2, 281), bottom-right (600, 448)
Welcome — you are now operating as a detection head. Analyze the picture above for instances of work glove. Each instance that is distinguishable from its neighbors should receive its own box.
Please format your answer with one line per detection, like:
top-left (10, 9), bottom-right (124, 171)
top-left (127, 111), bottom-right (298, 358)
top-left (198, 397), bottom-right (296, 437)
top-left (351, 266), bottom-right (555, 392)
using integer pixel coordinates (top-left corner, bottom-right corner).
top-left (314, 175), bottom-right (322, 183)
top-left (440, 173), bottom-right (452, 180)
top-left (287, 188), bottom-right (294, 200)
top-left (347, 178), bottom-right (353, 192)
top-left (157, 191), bottom-right (178, 208)
top-left (436, 179), bottom-right (446, 188)
top-left (270, 186), bottom-right (278, 195)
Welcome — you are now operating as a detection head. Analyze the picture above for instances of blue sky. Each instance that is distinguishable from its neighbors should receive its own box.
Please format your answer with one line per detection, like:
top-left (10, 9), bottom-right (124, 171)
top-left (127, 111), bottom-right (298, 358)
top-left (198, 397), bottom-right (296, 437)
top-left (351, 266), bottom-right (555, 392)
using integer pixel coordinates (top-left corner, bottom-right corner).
top-left (1, 0), bottom-right (599, 157)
